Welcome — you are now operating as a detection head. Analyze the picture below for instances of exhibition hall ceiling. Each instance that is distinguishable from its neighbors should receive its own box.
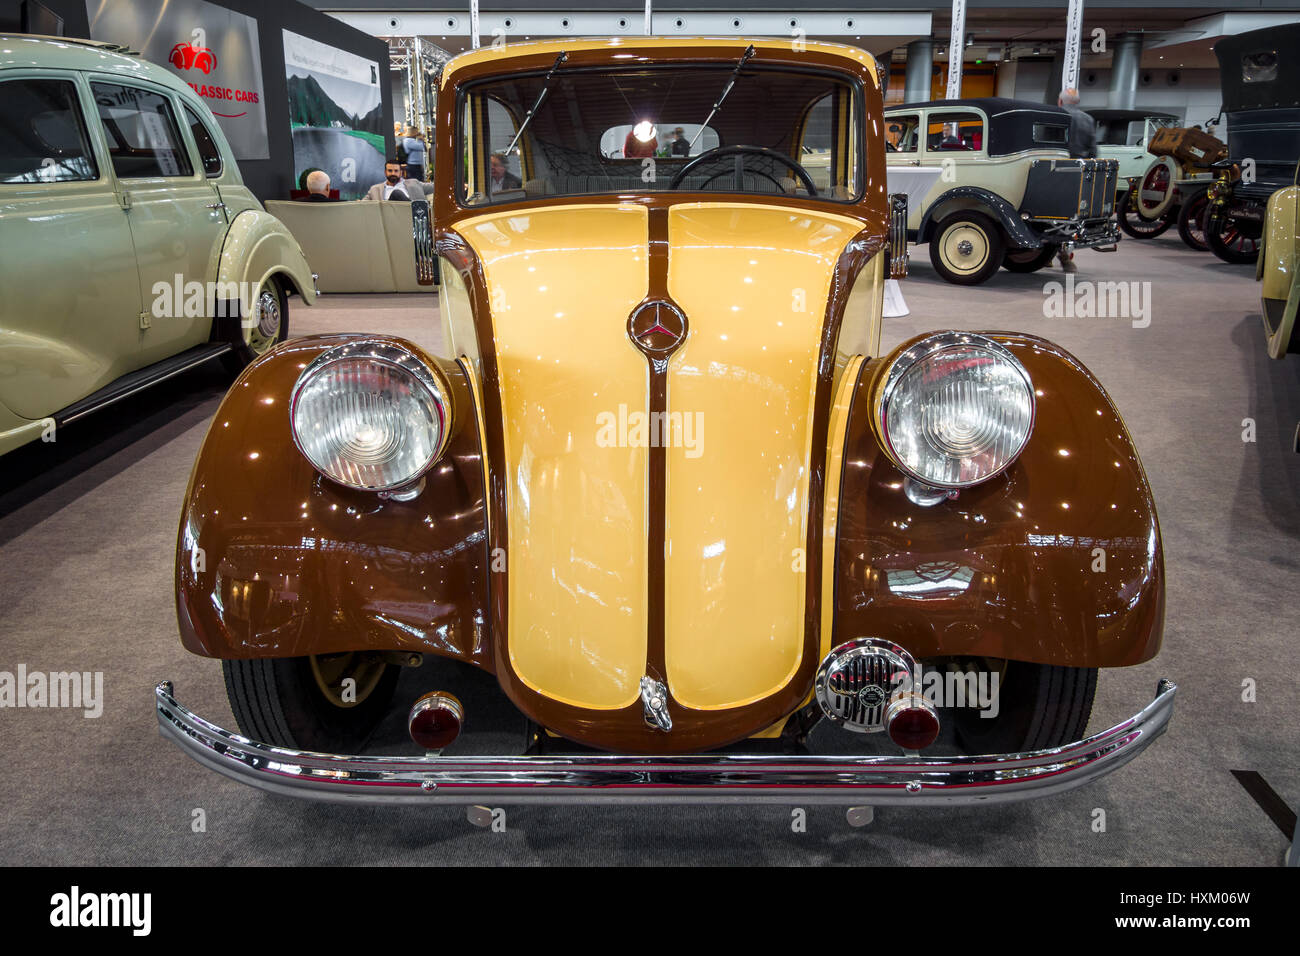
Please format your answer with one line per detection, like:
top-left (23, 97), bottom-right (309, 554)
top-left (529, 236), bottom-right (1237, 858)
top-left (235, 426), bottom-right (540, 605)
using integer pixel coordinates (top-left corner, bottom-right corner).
top-left (311, 2), bottom-right (1300, 69)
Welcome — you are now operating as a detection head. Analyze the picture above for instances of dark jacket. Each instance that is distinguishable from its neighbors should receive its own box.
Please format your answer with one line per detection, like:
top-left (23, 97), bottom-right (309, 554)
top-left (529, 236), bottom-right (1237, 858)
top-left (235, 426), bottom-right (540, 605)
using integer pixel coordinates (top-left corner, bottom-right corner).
top-left (1063, 106), bottom-right (1098, 159)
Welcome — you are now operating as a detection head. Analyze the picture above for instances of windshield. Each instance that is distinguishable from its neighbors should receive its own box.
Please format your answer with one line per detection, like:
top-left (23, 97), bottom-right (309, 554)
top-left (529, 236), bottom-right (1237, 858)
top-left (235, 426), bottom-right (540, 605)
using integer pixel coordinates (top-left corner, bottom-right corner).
top-left (457, 64), bottom-right (862, 206)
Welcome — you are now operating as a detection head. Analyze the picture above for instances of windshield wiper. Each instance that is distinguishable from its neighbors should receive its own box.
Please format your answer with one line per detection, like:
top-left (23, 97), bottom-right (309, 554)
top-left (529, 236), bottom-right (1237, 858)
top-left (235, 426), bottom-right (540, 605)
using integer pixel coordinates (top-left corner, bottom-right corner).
top-left (688, 44), bottom-right (755, 151)
top-left (504, 51), bottom-right (567, 156)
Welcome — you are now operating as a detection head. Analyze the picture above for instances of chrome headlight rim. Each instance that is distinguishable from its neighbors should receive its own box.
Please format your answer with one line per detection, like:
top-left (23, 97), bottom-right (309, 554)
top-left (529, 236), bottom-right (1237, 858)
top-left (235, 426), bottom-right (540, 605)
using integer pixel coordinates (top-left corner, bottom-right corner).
top-left (289, 340), bottom-right (450, 493)
top-left (876, 331), bottom-right (1036, 490)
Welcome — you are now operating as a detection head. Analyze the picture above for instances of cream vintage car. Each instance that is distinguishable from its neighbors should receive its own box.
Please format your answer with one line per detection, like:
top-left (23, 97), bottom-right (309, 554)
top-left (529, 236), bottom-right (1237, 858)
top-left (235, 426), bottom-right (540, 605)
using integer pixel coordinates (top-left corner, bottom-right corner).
top-left (1258, 164), bottom-right (1299, 367)
top-left (156, 37), bottom-right (1173, 813)
top-left (0, 34), bottom-right (315, 456)
top-left (1087, 108), bottom-right (1179, 183)
top-left (886, 97), bottom-right (1120, 284)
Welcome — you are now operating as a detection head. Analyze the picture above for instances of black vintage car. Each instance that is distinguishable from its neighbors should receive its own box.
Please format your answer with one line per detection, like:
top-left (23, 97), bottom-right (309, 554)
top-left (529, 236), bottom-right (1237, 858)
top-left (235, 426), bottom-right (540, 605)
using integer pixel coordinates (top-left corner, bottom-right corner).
top-left (886, 98), bottom-right (1120, 284)
top-left (1205, 23), bottom-right (1300, 264)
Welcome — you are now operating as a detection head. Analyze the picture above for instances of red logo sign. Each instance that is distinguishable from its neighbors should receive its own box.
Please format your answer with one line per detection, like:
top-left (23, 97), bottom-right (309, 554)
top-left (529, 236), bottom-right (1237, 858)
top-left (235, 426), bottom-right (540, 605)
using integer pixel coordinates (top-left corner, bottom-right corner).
top-left (169, 43), bottom-right (217, 74)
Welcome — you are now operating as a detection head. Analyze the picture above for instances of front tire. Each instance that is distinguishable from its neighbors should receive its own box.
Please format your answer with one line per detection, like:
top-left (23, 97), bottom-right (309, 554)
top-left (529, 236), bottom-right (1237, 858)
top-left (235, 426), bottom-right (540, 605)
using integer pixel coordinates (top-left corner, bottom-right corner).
top-left (223, 654), bottom-right (400, 752)
top-left (1119, 186), bottom-right (1174, 239)
top-left (1205, 207), bottom-right (1262, 264)
top-left (950, 660), bottom-right (1097, 754)
top-left (929, 212), bottom-right (1004, 285)
top-left (1176, 188), bottom-right (1210, 250)
top-left (221, 275), bottom-right (289, 374)
top-left (1002, 246), bottom-right (1057, 273)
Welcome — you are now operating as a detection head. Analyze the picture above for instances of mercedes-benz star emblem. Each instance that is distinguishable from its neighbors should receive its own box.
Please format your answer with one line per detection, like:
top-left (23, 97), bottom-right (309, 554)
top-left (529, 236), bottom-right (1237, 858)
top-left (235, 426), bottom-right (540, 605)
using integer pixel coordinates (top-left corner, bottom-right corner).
top-left (628, 301), bottom-right (687, 356)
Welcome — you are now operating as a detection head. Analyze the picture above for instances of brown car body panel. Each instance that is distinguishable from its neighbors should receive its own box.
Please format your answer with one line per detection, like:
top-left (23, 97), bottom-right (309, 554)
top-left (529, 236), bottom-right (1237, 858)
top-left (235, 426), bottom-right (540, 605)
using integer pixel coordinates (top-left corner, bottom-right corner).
top-left (175, 335), bottom-right (493, 669)
top-left (834, 334), bottom-right (1165, 668)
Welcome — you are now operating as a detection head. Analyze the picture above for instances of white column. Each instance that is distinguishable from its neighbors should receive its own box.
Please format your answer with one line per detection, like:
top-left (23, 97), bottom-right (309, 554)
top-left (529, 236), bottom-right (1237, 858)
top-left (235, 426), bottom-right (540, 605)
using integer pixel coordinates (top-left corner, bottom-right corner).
top-left (645, 1), bottom-right (653, 36)
top-left (1108, 33), bottom-right (1141, 110)
top-left (469, 0), bottom-right (480, 50)
top-left (904, 39), bottom-right (933, 104)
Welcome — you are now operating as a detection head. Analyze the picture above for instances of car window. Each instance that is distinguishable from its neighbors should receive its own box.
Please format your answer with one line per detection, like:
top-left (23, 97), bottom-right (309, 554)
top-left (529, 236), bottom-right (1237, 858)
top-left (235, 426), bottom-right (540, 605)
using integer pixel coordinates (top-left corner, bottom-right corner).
top-left (886, 114), bottom-right (920, 153)
top-left (1241, 50), bottom-right (1278, 83)
top-left (602, 123), bottom-right (718, 158)
top-left (184, 105), bottom-right (222, 176)
top-left (926, 111), bottom-right (983, 152)
top-left (0, 78), bottom-right (98, 183)
top-left (459, 63), bottom-right (862, 206)
top-left (90, 82), bottom-right (193, 179)
top-left (1032, 122), bottom-right (1068, 146)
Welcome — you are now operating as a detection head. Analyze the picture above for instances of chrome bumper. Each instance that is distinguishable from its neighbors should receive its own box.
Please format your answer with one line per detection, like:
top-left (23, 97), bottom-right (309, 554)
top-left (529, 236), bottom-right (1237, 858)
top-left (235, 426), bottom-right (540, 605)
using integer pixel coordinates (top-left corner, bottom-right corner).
top-left (154, 679), bottom-right (1175, 807)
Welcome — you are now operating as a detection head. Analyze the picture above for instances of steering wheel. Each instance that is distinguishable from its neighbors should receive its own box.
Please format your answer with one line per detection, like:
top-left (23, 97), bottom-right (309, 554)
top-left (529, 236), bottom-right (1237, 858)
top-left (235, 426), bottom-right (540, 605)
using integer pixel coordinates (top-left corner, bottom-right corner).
top-left (668, 145), bottom-right (819, 196)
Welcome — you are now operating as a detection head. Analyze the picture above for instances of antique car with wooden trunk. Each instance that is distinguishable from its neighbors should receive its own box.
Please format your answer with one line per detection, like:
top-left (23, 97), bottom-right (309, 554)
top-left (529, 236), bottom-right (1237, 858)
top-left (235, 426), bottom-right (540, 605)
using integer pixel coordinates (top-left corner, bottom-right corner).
top-left (156, 37), bottom-right (1174, 813)
top-left (883, 97), bottom-right (1120, 284)
top-left (1102, 114), bottom-right (1222, 249)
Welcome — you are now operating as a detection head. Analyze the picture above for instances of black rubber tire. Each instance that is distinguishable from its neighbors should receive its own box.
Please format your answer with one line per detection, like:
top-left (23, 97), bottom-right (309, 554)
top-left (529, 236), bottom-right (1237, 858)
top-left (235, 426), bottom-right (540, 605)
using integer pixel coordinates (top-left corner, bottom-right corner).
top-left (1176, 188), bottom-right (1210, 250)
top-left (223, 656), bottom-right (400, 752)
top-left (928, 211), bottom-right (1005, 285)
top-left (1001, 246), bottom-right (1057, 273)
top-left (1205, 208), bottom-right (1262, 265)
top-left (1119, 203), bottom-right (1173, 239)
top-left (220, 276), bottom-right (289, 375)
top-left (952, 661), bottom-right (1097, 755)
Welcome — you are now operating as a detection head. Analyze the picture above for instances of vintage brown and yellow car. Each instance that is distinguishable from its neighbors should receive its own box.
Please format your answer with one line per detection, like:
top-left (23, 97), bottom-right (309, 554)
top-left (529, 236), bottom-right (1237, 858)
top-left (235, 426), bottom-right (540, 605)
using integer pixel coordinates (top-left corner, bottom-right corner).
top-left (157, 37), bottom-right (1174, 811)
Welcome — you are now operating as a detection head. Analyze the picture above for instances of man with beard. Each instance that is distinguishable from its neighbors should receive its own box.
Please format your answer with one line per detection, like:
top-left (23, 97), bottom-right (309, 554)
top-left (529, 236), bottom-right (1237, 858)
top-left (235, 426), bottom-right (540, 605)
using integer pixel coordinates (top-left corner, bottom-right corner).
top-left (364, 159), bottom-right (424, 201)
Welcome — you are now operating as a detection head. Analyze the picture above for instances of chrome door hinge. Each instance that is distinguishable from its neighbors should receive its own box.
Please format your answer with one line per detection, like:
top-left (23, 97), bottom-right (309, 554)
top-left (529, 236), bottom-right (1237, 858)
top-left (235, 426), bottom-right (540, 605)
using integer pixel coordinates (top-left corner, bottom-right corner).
top-left (118, 191), bottom-right (132, 211)
top-left (139, 310), bottom-right (150, 330)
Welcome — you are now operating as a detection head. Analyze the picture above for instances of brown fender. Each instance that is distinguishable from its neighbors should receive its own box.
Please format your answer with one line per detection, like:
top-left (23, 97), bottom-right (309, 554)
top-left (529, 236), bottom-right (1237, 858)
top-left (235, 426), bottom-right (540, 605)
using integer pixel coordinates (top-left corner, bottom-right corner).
top-left (832, 333), bottom-right (1165, 668)
top-left (174, 334), bottom-right (492, 668)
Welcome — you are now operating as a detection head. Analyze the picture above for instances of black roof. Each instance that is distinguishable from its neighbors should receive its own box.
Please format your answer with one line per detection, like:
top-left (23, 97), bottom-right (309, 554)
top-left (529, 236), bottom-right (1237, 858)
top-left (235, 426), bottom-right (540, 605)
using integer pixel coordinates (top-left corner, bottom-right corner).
top-left (1215, 23), bottom-right (1300, 111)
top-left (1085, 108), bottom-right (1178, 121)
top-left (884, 97), bottom-right (1073, 157)
top-left (885, 97), bottom-right (1070, 118)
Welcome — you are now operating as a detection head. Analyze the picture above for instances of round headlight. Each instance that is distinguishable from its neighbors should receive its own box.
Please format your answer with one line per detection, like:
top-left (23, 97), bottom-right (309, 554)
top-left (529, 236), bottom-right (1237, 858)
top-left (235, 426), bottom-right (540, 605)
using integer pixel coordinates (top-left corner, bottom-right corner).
top-left (290, 341), bottom-right (449, 492)
top-left (877, 332), bottom-right (1034, 489)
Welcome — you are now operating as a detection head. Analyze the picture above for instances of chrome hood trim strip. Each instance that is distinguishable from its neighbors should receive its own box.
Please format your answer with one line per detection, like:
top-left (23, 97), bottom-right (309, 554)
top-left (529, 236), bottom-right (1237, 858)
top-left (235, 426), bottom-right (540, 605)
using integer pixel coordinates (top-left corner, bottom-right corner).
top-left (154, 679), bottom-right (1175, 807)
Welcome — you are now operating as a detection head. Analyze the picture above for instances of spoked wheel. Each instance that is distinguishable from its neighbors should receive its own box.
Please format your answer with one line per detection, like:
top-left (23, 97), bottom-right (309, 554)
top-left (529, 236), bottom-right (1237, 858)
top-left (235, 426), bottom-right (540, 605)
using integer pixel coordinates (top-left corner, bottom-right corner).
top-left (928, 211), bottom-right (1004, 285)
top-left (1176, 188), bottom-right (1210, 250)
top-left (1120, 204), bottom-right (1174, 239)
top-left (223, 653), bottom-right (400, 751)
top-left (1205, 206), bottom-right (1263, 264)
top-left (222, 275), bottom-right (289, 374)
top-left (1134, 156), bottom-right (1179, 221)
top-left (946, 658), bottom-right (1097, 754)
top-left (1001, 246), bottom-right (1057, 273)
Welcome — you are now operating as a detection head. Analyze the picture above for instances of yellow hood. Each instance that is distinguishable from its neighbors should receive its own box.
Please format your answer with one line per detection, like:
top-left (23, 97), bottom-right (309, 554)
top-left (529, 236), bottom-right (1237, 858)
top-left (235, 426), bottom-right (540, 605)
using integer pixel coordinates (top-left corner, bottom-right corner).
top-left (452, 202), bottom-right (864, 712)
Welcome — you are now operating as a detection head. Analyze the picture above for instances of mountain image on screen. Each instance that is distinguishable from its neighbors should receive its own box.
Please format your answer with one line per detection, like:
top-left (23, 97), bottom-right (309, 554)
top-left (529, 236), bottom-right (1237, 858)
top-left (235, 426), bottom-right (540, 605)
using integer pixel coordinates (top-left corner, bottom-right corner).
top-left (287, 73), bottom-right (384, 136)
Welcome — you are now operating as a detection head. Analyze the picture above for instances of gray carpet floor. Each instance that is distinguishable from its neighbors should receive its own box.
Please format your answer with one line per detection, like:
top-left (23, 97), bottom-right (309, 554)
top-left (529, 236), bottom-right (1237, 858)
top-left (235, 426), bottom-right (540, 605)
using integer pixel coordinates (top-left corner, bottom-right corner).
top-left (0, 232), bottom-right (1296, 865)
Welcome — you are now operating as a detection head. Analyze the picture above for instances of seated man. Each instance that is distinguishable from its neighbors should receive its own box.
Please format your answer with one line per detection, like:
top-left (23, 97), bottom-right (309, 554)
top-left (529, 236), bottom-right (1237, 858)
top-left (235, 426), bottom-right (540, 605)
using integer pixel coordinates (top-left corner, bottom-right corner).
top-left (364, 160), bottom-right (424, 201)
top-left (300, 169), bottom-right (338, 202)
top-left (669, 127), bottom-right (690, 157)
top-left (488, 152), bottom-right (522, 194)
